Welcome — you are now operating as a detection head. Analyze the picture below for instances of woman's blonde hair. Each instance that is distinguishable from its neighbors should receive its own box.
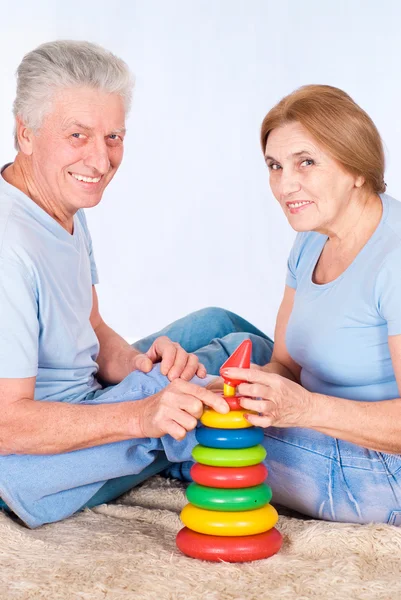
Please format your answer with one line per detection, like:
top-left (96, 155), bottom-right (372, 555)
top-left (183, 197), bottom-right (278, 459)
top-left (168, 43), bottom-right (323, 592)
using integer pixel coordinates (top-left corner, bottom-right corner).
top-left (260, 85), bottom-right (385, 194)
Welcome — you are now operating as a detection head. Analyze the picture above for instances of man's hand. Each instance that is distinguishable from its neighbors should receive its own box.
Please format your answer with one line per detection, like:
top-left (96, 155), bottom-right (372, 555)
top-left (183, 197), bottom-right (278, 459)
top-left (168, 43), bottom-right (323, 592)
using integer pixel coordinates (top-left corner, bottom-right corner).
top-left (131, 336), bottom-right (207, 381)
top-left (135, 379), bottom-right (229, 440)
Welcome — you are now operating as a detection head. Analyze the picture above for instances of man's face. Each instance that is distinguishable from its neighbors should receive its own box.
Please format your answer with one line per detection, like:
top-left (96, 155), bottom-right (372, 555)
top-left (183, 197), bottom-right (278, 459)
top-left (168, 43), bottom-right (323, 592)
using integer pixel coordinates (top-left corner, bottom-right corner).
top-left (28, 86), bottom-right (126, 214)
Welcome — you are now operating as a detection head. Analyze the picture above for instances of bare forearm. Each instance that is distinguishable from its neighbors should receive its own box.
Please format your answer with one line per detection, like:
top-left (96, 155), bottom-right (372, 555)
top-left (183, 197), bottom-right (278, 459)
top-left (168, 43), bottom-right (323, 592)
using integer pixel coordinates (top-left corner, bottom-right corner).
top-left (1, 399), bottom-right (144, 455)
top-left (307, 393), bottom-right (401, 454)
top-left (95, 321), bottom-right (140, 384)
top-left (259, 360), bottom-right (298, 382)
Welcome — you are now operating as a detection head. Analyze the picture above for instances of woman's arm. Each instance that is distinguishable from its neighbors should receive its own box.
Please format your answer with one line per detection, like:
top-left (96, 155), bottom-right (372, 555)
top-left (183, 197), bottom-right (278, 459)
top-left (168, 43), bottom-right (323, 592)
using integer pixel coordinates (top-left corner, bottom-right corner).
top-left (259, 286), bottom-right (301, 382)
top-left (223, 333), bottom-right (401, 454)
top-left (310, 333), bottom-right (401, 452)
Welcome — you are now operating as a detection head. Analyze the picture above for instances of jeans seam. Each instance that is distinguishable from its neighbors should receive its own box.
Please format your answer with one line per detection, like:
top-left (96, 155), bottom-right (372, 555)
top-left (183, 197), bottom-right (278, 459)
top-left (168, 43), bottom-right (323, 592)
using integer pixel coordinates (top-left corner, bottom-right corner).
top-left (376, 452), bottom-right (400, 504)
top-left (264, 434), bottom-right (333, 460)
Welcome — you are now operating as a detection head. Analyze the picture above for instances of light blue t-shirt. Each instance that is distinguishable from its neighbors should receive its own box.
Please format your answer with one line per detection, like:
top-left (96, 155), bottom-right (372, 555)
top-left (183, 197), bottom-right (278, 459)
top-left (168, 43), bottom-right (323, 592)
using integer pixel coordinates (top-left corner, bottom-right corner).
top-left (285, 193), bottom-right (401, 402)
top-left (0, 168), bottom-right (102, 401)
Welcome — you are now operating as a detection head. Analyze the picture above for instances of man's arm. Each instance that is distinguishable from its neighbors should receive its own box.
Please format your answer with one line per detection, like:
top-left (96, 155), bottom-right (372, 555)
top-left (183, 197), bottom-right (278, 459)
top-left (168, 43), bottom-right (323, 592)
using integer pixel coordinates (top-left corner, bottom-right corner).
top-left (90, 287), bottom-right (207, 384)
top-left (0, 375), bottom-right (229, 455)
top-left (90, 286), bottom-right (150, 384)
top-left (0, 376), bottom-right (141, 454)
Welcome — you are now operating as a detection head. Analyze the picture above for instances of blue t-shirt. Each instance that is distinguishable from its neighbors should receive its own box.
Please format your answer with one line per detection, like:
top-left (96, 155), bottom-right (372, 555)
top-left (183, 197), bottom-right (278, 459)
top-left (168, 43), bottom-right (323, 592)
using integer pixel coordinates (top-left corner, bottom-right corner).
top-left (286, 193), bottom-right (401, 402)
top-left (0, 167), bottom-right (102, 401)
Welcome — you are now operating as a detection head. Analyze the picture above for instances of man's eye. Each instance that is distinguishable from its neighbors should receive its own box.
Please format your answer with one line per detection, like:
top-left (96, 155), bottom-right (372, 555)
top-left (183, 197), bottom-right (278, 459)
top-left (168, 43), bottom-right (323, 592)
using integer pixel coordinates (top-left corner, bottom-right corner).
top-left (268, 163), bottom-right (281, 171)
top-left (71, 133), bottom-right (83, 139)
top-left (108, 134), bottom-right (121, 141)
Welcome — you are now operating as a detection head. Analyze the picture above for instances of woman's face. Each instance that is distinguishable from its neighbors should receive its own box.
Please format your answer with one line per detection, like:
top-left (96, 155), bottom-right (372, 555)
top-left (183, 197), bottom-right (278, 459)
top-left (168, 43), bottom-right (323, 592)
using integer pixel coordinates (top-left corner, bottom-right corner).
top-left (264, 122), bottom-right (364, 233)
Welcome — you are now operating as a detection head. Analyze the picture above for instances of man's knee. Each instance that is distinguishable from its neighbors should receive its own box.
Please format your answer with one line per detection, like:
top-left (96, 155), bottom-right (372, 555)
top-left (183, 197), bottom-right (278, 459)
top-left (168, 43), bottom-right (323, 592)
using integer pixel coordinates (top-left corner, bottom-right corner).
top-left (189, 307), bottom-right (237, 335)
top-left (219, 332), bottom-right (273, 365)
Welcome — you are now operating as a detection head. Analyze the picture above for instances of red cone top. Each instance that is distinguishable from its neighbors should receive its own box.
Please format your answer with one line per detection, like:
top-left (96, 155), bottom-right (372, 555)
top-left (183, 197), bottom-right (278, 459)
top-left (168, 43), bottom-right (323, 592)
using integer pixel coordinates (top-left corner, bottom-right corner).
top-left (219, 339), bottom-right (252, 388)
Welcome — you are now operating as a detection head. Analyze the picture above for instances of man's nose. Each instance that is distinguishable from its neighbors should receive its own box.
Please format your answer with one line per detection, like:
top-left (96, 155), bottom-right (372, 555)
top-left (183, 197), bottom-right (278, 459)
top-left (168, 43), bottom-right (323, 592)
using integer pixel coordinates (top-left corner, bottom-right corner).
top-left (84, 139), bottom-right (110, 174)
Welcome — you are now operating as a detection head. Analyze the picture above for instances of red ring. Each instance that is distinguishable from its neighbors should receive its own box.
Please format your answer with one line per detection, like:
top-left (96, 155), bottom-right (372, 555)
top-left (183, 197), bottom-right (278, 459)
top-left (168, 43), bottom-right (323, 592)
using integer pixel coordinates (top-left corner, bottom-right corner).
top-left (176, 527), bottom-right (283, 562)
top-left (190, 463), bottom-right (268, 489)
top-left (218, 393), bottom-right (243, 411)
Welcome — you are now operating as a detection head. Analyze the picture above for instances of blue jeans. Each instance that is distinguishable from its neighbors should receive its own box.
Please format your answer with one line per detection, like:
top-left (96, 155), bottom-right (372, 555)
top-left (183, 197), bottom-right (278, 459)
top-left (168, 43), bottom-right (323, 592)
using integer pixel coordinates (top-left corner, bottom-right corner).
top-left (3, 307), bottom-right (401, 526)
top-left (88, 308), bottom-right (274, 508)
top-left (132, 308), bottom-right (401, 526)
top-left (0, 307), bottom-right (273, 524)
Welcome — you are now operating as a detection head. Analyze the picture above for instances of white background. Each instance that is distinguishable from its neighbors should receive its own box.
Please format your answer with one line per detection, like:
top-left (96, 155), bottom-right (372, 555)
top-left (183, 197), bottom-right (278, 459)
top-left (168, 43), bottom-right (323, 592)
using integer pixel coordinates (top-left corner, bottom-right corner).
top-left (1, 0), bottom-right (401, 341)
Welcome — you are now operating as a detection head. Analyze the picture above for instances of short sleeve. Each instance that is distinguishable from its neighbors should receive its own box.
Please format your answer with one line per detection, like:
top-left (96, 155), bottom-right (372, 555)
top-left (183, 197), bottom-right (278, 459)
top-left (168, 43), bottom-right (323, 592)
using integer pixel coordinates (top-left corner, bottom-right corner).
top-left (376, 248), bottom-right (401, 336)
top-left (76, 210), bottom-right (99, 285)
top-left (285, 233), bottom-right (307, 289)
top-left (0, 259), bottom-right (39, 378)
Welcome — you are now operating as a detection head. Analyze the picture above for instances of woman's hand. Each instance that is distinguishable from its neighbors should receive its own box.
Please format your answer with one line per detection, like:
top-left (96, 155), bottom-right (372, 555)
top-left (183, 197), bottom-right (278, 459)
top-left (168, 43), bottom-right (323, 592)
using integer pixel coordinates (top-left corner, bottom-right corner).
top-left (131, 336), bottom-right (207, 381)
top-left (136, 380), bottom-right (229, 440)
top-left (221, 367), bottom-right (314, 428)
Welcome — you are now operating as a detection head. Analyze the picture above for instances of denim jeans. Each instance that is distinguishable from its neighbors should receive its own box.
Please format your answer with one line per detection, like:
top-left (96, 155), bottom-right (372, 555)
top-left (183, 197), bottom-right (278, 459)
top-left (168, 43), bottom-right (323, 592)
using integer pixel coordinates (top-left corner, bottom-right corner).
top-left (3, 307), bottom-right (401, 526)
top-left (133, 307), bottom-right (401, 526)
top-left (88, 307), bottom-right (274, 509)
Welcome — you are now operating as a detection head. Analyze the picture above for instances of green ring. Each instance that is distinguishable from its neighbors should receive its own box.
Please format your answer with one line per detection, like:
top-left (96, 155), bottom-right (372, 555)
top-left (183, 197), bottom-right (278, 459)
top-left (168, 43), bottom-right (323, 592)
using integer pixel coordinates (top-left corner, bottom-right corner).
top-left (191, 444), bottom-right (267, 467)
top-left (186, 482), bottom-right (272, 511)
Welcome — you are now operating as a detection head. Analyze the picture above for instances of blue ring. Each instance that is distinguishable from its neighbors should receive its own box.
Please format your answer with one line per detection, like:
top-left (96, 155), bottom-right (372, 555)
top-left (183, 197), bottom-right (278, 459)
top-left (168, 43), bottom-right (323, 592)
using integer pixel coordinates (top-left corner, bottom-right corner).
top-left (195, 426), bottom-right (264, 449)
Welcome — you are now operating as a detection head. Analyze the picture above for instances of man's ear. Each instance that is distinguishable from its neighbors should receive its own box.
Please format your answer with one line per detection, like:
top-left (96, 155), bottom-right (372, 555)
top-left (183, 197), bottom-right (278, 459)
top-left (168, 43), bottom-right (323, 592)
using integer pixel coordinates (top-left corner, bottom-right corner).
top-left (15, 117), bottom-right (34, 155)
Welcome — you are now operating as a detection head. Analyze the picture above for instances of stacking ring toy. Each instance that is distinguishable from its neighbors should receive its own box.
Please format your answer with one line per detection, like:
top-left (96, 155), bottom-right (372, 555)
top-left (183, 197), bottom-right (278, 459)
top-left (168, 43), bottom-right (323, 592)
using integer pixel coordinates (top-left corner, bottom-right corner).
top-left (201, 409), bottom-right (253, 429)
top-left (192, 444), bottom-right (266, 467)
top-left (176, 527), bottom-right (283, 562)
top-left (186, 483), bottom-right (272, 511)
top-left (180, 503), bottom-right (278, 536)
top-left (190, 463), bottom-right (268, 488)
top-left (196, 426), bottom-right (264, 449)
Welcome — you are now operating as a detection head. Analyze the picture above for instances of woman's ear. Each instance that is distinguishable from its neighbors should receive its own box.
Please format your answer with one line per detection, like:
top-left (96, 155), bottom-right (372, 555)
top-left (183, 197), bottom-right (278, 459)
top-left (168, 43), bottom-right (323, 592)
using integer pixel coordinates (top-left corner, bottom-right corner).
top-left (355, 174), bottom-right (366, 188)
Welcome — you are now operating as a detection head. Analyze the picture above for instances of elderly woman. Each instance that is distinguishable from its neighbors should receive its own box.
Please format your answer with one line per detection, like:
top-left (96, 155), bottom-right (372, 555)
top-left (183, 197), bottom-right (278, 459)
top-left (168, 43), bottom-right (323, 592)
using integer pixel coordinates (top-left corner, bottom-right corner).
top-left (0, 40), bottom-right (273, 528)
top-left (211, 84), bottom-right (401, 527)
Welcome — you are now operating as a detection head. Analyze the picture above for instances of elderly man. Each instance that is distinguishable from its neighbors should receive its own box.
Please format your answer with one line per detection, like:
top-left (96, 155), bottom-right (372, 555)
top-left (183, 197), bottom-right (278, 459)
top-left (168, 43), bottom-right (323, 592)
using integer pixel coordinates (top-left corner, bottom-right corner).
top-left (0, 40), bottom-right (272, 527)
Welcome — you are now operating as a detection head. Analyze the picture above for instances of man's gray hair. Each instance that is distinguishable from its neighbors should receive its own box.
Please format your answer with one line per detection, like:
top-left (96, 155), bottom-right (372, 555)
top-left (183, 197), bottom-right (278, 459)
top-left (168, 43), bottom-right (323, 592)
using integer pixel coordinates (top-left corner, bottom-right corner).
top-left (13, 40), bottom-right (134, 150)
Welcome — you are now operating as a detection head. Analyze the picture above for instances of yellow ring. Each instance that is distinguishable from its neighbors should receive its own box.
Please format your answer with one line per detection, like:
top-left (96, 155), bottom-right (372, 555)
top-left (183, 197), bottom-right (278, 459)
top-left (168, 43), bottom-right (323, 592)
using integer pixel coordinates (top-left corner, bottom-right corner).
top-left (201, 409), bottom-right (252, 429)
top-left (180, 503), bottom-right (278, 536)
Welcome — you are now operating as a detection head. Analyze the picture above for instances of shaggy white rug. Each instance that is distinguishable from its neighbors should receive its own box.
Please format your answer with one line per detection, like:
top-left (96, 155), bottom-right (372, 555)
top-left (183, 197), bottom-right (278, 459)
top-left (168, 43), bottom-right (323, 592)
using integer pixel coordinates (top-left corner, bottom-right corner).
top-left (0, 476), bottom-right (400, 600)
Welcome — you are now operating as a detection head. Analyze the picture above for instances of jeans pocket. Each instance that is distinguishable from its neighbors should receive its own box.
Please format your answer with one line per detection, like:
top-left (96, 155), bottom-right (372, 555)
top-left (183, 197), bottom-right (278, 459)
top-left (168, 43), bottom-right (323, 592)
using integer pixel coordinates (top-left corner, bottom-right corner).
top-left (387, 511), bottom-right (401, 526)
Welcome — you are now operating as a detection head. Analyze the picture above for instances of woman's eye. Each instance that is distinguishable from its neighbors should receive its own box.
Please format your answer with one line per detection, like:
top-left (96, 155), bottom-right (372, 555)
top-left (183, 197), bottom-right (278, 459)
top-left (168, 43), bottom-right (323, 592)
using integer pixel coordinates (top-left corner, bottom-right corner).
top-left (300, 159), bottom-right (314, 167)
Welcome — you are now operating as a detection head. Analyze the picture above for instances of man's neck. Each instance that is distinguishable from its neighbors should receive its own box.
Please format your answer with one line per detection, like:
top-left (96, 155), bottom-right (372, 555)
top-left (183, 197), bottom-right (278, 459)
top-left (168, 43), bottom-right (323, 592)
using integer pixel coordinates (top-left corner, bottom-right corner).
top-left (2, 155), bottom-right (74, 233)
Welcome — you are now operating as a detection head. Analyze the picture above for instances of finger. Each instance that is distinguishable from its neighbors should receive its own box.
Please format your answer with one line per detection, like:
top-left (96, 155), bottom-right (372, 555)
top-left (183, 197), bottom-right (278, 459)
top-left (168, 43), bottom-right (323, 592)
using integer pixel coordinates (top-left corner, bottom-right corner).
top-left (237, 382), bottom-right (271, 399)
top-left (132, 354), bottom-right (153, 373)
top-left (221, 367), bottom-right (275, 386)
top-left (145, 336), bottom-right (170, 365)
top-left (172, 408), bottom-right (198, 433)
top-left (239, 397), bottom-right (271, 412)
top-left (165, 419), bottom-right (188, 441)
top-left (196, 363), bottom-right (207, 379)
top-left (159, 344), bottom-right (177, 377)
top-left (176, 381), bottom-right (229, 413)
top-left (180, 354), bottom-right (201, 381)
top-left (167, 346), bottom-right (189, 380)
top-left (177, 395), bottom-right (204, 419)
top-left (245, 413), bottom-right (274, 428)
